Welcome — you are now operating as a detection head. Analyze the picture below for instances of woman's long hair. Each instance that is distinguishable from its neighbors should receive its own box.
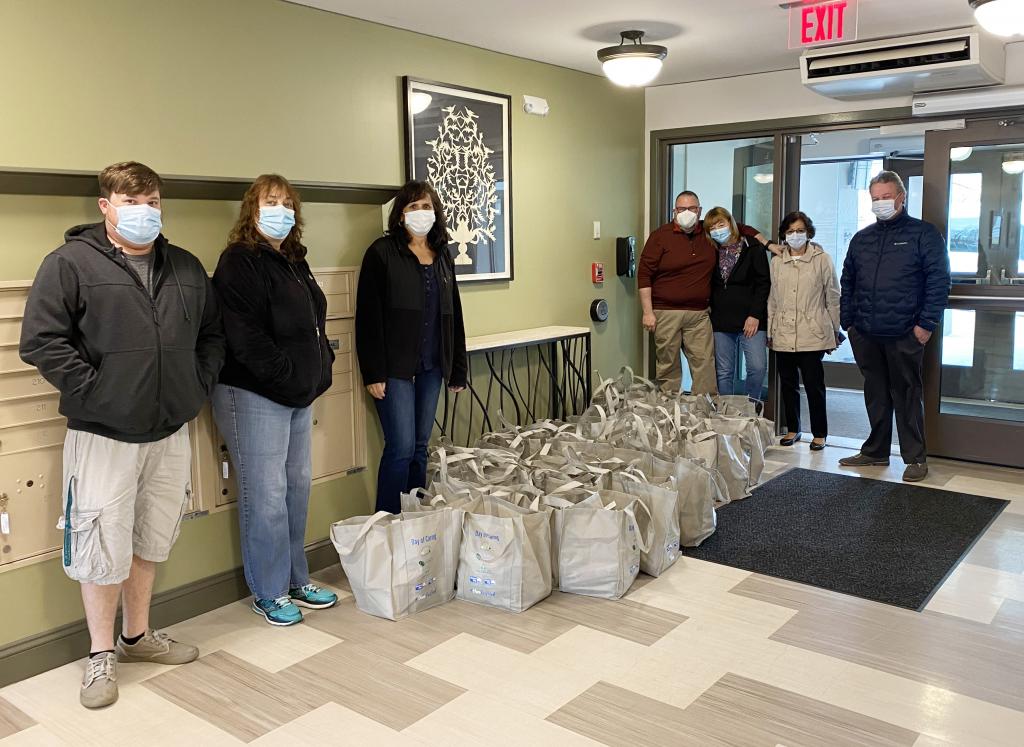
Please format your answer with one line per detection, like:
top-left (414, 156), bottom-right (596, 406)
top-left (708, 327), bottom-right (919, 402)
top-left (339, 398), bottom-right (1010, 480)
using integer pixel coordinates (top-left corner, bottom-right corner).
top-left (386, 180), bottom-right (450, 254)
top-left (228, 174), bottom-right (306, 261)
top-left (703, 206), bottom-right (740, 245)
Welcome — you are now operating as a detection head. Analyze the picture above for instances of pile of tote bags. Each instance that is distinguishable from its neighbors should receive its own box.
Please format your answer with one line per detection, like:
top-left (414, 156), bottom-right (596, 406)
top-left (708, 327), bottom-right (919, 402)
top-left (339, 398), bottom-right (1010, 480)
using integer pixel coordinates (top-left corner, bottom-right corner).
top-left (330, 367), bottom-right (774, 621)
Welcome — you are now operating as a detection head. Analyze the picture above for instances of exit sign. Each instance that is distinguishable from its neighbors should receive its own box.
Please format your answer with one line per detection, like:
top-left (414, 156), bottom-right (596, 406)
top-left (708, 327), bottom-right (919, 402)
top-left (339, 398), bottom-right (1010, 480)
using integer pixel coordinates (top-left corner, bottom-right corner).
top-left (789, 0), bottom-right (858, 49)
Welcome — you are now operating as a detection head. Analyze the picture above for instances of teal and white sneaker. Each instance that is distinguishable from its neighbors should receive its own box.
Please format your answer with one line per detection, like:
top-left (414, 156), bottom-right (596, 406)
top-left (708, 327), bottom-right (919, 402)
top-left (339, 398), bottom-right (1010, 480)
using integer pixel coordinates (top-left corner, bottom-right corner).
top-left (289, 583), bottom-right (338, 610)
top-left (252, 596), bottom-right (303, 626)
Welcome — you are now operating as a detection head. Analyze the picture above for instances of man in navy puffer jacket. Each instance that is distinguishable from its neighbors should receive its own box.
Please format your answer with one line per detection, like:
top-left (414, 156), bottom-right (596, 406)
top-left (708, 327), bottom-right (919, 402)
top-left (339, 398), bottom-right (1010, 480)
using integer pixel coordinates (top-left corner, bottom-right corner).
top-left (838, 171), bottom-right (950, 482)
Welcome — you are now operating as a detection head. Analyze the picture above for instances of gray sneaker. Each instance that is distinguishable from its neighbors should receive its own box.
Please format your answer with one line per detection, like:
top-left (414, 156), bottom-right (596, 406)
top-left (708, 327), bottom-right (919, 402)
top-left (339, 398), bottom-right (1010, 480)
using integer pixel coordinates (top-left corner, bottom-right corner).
top-left (838, 453), bottom-right (890, 467)
top-left (81, 652), bottom-right (118, 709)
top-left (115, 630), bottom-right (199, 665)
top-left (903, 463), bottom-right (928, 482)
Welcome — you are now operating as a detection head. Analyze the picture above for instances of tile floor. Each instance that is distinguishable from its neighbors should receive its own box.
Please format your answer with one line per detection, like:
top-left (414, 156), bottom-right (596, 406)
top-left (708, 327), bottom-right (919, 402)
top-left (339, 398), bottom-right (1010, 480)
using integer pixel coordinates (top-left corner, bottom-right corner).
top-left (1, 444), bottom-right (1022, 746)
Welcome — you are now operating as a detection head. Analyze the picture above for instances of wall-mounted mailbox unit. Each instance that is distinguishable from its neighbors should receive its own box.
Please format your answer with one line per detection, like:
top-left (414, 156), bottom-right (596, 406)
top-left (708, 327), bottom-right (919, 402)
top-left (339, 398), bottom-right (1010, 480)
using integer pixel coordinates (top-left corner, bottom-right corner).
top-left (0, 267), bottom-right (365, 573)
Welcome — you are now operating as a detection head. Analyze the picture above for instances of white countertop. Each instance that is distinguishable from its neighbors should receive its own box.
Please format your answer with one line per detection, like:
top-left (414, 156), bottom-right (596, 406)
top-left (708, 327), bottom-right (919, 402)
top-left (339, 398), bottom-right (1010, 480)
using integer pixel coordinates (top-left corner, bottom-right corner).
top-left (465, 326), bottom-right (590, 352)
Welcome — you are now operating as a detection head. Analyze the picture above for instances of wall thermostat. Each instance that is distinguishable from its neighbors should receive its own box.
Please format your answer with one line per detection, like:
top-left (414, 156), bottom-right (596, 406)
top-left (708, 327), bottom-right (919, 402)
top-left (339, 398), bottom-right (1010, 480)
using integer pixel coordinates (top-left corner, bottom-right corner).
top-left (590, 298), bottom-right (609, 322)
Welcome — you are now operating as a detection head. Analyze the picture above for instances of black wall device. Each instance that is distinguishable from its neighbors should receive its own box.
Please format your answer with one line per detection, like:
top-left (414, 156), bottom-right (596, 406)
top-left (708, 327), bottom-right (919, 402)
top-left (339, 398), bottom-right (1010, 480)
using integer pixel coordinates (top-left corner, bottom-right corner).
top-left (616, 236), bottom-right (636, 277)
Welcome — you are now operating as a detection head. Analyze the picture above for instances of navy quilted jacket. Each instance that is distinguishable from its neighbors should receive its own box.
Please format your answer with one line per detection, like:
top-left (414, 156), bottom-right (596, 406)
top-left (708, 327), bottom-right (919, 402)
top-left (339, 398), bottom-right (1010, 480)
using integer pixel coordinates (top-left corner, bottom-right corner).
top-left (839, 210), bottom-right (950, 337)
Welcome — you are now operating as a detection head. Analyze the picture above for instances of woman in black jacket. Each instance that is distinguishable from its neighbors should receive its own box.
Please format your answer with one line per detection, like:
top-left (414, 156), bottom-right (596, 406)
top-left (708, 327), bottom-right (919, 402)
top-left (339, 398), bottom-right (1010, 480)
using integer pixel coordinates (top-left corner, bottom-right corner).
top-left (706, 206), bottom-right (772, 400)
top-left (211, 174), bottom-right (338, 627)
top-left (356, 180), bottom-right (468, 513)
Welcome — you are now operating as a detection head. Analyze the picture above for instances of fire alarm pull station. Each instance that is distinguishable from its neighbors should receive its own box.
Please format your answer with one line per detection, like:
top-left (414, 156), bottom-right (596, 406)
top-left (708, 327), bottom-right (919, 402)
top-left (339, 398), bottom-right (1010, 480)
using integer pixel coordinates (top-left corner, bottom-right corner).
top-left (592, 262), bottom-right (604, 284)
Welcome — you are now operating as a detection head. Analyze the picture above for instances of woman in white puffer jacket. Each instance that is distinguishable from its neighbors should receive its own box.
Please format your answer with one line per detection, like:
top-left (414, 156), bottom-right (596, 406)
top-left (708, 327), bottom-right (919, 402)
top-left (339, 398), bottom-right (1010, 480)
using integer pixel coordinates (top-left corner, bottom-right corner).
top-left (767, 212), bottom-right (842, 451)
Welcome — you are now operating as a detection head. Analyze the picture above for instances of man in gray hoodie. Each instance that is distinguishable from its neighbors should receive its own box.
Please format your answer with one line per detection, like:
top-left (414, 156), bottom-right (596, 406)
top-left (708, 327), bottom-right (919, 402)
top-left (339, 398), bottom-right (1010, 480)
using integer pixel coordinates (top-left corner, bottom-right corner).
top-left (20, 161), bottom-right (224, 708)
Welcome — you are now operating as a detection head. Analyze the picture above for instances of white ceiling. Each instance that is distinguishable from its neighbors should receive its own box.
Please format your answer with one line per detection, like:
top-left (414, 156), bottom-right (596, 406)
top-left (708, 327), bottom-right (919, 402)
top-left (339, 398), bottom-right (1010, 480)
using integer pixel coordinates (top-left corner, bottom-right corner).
top-left (287, 0), bottom-right (978, 86)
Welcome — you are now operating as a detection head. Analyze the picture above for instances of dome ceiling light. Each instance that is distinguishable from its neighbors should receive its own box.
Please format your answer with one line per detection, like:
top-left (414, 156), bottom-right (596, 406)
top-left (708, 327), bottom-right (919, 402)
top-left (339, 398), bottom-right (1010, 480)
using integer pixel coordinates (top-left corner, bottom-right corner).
top-left (597, 30), bottom-right (668, 87)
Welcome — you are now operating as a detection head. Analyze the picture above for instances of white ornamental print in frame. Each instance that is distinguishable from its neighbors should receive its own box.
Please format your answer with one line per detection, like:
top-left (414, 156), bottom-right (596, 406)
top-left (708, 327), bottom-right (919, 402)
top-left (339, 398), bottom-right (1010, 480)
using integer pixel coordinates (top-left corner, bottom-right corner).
top-left (405, 78), bottom-right (513, 282)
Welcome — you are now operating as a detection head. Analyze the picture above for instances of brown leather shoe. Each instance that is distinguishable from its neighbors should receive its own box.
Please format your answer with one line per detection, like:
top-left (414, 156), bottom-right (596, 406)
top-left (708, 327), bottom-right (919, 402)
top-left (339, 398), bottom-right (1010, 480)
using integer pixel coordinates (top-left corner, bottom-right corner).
top-left (902, 463), bottom-right (928, 482)
top-left (838, 453), bottom-right (890, 467)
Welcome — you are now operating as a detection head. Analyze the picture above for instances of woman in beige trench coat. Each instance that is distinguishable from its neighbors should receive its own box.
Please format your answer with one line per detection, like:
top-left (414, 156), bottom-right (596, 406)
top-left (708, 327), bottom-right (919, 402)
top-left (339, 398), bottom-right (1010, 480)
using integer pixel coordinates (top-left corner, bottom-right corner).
top-left (767, 211), bottom-right (842, 450)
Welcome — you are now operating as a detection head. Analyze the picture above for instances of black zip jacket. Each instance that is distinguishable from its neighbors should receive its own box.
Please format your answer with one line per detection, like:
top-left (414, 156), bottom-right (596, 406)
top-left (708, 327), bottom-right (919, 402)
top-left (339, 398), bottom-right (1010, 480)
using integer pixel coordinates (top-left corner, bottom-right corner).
top-left (710, 236), bottom-right (772, 334)
top-left (356, 234), bottom-right (468, 387)
top-left (213, 243), bottom-right (333, 408)
top-left (19, 223), bottom-right (225, 443)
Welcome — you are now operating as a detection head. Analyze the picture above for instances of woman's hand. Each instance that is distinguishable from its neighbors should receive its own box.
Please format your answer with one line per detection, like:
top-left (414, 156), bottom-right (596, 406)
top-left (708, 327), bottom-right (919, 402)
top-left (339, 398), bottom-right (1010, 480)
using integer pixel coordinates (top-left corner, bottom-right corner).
top-left (448, 385), bottom-right (465, 393)
top-left (743, 316), bottom-right (760, 338)
top-left (366, 382), bottom-right (386, 400)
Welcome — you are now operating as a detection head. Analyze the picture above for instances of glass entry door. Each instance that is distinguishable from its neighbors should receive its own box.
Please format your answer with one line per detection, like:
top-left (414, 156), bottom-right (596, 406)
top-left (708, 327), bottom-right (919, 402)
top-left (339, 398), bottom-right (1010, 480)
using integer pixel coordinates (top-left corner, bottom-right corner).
top-left (922, 119), bottom-right (1024, 467)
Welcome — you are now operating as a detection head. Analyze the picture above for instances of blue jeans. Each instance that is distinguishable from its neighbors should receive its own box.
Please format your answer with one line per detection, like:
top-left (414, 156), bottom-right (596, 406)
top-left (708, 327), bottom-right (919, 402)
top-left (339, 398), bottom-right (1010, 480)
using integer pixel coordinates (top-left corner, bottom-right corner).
top-left (714, 331), bottom-right (768, 400)
top-left (212, 384), bottom-right (312, 601)
top-left (373, 370), bottom-right (443, 513)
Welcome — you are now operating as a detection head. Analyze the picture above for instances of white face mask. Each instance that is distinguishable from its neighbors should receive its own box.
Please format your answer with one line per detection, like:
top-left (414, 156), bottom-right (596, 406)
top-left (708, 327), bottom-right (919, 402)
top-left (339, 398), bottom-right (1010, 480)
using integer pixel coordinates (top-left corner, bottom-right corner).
top-left (675, 209), bottom-right (698, 231)
top-left (785, 232), bottom-right (808, 250)
top-left (404, 209), bottom-right (435, 237)
top-left (871, 199), bottom-right (898, 221)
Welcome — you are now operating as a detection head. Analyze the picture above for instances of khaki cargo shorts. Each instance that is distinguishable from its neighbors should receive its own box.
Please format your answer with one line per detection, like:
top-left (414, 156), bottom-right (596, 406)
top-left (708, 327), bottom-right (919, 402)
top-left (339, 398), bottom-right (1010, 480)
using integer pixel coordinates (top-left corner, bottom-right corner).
top-left (58, 425), bottom-right (192, 585)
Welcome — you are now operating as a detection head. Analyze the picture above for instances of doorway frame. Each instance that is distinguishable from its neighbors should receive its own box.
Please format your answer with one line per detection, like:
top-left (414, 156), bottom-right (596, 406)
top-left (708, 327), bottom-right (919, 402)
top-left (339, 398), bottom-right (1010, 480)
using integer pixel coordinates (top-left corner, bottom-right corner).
top-left (649, 104), bottom-right (1024, 455)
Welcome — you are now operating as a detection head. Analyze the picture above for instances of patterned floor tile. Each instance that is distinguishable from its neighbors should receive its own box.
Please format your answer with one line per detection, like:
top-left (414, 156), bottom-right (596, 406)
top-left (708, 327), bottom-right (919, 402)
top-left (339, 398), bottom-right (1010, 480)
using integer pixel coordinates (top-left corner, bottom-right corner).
top-left (251, 702), bottom-right (422, 746)
top-left (402, 691), bottom-right (602, 746)
top-left (142, 651), bottom-right (315, 742)
top-left (547, 675), bottom-right (919, 747)
top-left (404, 633), bottom-right (599, 718)
top-left (282, 641), bottom-right (466, 731)
top-left (731, 575), bottom-right (1024, 713)
top-left (164, 599), bottom-right (345, 673)
top-left (0, 698), bottom-right (34, 740)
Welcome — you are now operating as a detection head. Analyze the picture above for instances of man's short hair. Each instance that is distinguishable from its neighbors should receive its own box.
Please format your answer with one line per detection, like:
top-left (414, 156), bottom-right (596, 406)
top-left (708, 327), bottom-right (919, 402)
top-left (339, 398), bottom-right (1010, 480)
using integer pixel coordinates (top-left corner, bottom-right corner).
top-left (675, 190), bottom-right (700, 204)
top-left (869, 171), bottom-right (906, 196)
top-left (98, 161), bottom-right (163, 198)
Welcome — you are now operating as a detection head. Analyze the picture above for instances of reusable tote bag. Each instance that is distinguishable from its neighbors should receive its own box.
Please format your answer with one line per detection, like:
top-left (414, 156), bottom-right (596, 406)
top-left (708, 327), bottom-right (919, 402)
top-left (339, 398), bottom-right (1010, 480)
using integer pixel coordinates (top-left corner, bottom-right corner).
top-left (672, 457), bottom-right (718, 547)
top-left (457, 496), bottom-right (553, 613)
top-left (556, 491), bottom-right (652, 600)
top-left (330, 510), bottom-right (459, 621)
top-left (608, 474), bottom-right (681, 577)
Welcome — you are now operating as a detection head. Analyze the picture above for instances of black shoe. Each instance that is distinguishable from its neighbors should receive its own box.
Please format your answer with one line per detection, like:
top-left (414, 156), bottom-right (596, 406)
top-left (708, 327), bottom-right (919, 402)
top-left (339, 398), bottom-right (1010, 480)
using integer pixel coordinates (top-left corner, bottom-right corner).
top-left (809, 439), bottom-right (826, 451)
top-left (779, 432), bottom-right (802, 446)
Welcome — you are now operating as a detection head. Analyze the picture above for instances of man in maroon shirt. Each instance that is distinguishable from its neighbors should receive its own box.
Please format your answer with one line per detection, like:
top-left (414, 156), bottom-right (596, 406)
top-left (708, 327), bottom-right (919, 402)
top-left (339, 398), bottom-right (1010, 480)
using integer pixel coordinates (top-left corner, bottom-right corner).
top-left (639, 191), bottom-right (762, 394)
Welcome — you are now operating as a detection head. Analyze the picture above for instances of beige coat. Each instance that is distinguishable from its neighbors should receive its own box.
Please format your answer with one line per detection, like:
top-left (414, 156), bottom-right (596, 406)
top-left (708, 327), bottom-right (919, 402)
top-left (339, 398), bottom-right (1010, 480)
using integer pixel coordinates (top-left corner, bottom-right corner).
top-left (767, 243), bottom-right (841, 353)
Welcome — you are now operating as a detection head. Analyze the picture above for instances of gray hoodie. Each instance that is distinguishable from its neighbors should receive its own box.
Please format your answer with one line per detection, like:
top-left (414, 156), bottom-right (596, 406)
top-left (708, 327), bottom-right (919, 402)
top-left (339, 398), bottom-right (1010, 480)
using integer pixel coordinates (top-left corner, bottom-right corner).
top-left (19, 222), bottom-right (225, 443)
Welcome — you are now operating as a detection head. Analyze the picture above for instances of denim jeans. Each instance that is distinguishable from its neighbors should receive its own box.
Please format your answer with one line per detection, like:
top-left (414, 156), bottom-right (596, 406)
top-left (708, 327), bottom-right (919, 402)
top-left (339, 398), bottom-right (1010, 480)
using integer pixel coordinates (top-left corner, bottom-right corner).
top-left (212, 384), bottom-right (312, 601)
top-left (714, 331), bottom-right (768, 400)
top-left (373, 369), bottom-right (443, 513)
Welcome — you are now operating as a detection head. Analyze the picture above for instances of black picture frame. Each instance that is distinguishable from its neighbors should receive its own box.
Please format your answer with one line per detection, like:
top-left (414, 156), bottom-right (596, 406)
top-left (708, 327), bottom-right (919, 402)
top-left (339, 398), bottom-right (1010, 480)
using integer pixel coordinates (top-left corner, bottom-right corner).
top-left (404, 76), bottom-right (514, 283)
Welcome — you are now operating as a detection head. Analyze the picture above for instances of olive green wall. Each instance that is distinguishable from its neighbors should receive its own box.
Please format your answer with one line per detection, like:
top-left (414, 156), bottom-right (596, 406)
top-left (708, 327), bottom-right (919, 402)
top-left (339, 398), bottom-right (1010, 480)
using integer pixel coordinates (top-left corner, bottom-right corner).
top-left (0, 0), bottom-right (643, 647)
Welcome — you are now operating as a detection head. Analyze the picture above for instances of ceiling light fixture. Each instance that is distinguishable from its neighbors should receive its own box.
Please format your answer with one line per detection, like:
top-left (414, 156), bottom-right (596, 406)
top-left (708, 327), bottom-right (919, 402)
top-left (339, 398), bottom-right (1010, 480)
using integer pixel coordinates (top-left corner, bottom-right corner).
top-left (597, 30), bottom-right (668, 87)
top-left (1001, 152), bottom-right (1024, 174)
top-left (970, 0), bottom-right (1024, 37)
top-left (950, 146), bottom-right (974, 162)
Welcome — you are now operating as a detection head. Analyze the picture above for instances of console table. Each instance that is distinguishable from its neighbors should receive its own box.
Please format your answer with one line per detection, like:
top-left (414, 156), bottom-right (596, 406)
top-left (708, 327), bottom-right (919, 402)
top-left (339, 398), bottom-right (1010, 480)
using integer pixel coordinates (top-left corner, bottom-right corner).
top-left (436, 326), bottom-right (592, 446)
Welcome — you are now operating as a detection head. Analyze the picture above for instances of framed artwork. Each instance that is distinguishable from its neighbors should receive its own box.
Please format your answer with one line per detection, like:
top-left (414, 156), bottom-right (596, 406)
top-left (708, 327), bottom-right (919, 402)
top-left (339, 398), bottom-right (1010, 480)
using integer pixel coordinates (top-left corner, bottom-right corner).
top-left (404, 77), bottom-right (513, 282)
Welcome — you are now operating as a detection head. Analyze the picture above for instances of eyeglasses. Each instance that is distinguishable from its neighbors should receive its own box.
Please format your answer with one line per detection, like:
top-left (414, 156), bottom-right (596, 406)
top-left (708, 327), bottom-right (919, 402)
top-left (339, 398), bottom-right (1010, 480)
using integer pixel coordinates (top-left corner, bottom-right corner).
top-left (674, 206), bottom-right (701, 214)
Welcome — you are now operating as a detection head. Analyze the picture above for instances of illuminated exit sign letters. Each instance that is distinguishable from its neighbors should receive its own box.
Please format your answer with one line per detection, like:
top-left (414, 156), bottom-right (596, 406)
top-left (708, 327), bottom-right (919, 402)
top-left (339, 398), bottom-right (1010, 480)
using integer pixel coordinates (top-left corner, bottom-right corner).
top-left (789, 0), bottom-right (858, 49)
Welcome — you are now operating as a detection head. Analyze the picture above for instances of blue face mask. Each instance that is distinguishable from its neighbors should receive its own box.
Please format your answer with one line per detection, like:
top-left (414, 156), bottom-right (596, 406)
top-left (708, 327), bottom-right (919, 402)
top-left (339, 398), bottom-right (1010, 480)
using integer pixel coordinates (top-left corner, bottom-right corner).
top-left (258, 205), bottom-right (296, 240)
top-left (111, 204), bottom-right (162, 246)
top-left (709, 227), bottom-right (732, 244)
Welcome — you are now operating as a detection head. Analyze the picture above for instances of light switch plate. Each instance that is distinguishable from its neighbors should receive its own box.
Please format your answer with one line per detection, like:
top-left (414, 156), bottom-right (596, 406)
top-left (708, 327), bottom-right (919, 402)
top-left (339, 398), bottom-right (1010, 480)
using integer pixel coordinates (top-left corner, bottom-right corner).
top-left (593, 221), bottom-right (601, 240)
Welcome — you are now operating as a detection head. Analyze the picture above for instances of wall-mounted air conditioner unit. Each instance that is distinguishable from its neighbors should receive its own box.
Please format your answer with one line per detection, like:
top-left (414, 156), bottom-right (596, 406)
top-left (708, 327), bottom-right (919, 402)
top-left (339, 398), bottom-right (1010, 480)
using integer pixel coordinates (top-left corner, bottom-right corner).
top-left (912, 85), bottom-right (1024, 116)
top-left (800, 28), bottom-right (1004, 100)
